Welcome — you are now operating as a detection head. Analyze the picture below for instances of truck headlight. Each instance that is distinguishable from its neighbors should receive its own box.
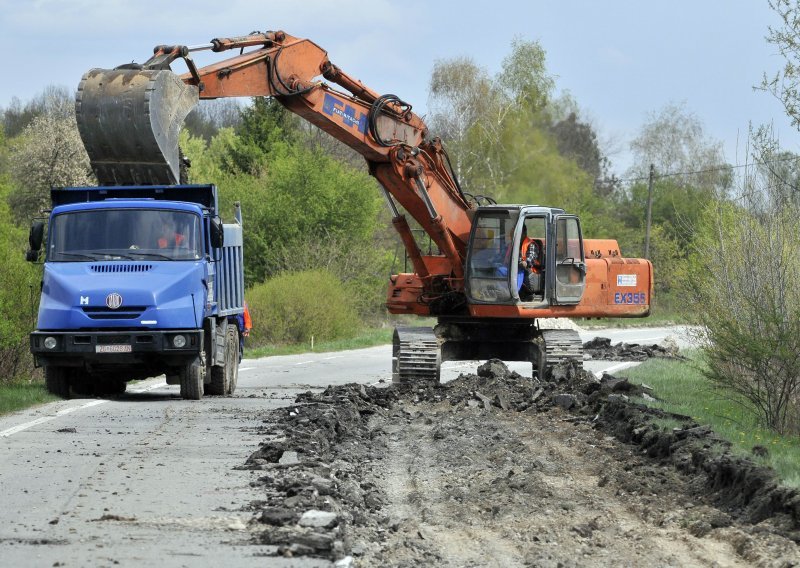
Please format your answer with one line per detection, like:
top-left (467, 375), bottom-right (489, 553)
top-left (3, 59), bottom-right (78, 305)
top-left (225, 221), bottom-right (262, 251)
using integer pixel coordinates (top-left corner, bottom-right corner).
top-left (44, 336), bottom-right (58, 350)
top-left (172, 334), bottom-right (187, 348)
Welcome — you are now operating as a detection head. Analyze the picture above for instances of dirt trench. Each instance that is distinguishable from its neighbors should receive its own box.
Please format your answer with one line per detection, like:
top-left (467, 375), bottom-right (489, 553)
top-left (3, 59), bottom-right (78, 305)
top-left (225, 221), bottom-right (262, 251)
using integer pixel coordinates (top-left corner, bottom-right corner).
top-left (240, 346), bottom-right (799, 567)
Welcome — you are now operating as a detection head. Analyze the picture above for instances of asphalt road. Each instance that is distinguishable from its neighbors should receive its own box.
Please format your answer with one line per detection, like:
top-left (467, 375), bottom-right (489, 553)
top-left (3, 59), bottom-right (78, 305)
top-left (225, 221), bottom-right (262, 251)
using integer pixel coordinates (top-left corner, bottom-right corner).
top-left (0, 326), bottom-right (694, 567)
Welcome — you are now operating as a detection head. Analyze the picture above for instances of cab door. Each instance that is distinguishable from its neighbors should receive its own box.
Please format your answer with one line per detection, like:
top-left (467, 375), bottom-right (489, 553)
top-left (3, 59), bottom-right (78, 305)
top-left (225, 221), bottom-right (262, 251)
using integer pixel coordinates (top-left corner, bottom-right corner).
top-left (551, 215), bottom-right (586, 304)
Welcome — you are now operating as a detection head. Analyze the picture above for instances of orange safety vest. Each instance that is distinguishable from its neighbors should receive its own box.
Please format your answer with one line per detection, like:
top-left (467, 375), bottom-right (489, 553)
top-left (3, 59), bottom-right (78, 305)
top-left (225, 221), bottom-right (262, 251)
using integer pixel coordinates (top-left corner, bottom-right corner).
top-left (243, 303), bottom-right (252, 331)
top-left (521, 237), bottom-right (542, 272)
top-left (158, 233), bottom-right (185, 249)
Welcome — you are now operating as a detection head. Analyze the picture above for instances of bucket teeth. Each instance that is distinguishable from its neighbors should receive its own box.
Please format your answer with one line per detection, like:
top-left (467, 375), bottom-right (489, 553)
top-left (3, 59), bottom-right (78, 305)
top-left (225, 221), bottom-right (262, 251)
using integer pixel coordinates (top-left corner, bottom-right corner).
top-left (76, 68), bottom-right (199, 186)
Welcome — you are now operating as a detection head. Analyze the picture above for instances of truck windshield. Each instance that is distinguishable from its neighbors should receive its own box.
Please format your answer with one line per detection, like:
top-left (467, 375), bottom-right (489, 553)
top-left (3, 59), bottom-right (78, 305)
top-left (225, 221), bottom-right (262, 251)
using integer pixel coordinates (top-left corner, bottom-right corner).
top-left (48, 209), bottom-right (202, 261)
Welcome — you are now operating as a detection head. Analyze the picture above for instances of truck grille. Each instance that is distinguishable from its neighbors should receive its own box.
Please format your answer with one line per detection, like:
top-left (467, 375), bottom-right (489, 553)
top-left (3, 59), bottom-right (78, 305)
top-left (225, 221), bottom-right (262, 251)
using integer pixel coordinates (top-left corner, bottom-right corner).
top-left (82, 306), bottom-right (146, 320)
top-left (90, 264), bottom-right (153, 273)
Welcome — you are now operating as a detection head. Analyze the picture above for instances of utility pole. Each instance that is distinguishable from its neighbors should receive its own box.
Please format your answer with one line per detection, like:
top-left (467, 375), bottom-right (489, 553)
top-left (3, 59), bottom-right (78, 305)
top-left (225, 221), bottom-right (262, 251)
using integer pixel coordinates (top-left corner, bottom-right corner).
top-left (644, 163), bottom-right (654, 259)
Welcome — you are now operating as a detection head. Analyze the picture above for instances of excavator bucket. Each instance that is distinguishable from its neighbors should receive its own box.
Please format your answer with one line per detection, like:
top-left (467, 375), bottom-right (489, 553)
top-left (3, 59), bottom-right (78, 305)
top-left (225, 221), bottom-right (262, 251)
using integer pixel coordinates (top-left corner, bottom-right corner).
top-left (76, 68), bottom-right (199, 186)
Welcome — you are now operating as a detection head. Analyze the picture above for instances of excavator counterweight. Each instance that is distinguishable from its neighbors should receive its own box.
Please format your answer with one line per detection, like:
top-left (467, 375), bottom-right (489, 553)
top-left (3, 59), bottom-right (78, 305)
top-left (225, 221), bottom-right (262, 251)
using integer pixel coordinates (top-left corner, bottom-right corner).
top-left (76, 68), bottom-right (199, 185)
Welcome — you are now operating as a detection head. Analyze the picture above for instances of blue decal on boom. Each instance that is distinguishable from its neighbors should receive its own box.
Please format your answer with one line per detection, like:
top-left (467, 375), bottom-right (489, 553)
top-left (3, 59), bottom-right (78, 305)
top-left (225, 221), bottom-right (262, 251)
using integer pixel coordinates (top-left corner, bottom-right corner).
top-left (322, 93), bottom-right (368, 134)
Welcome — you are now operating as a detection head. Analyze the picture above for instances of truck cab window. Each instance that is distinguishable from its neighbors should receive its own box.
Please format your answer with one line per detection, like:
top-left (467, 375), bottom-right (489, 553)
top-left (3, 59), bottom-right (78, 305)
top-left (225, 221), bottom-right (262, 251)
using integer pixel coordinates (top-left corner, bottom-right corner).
top-left (49, 209), bottom-right (202, 261)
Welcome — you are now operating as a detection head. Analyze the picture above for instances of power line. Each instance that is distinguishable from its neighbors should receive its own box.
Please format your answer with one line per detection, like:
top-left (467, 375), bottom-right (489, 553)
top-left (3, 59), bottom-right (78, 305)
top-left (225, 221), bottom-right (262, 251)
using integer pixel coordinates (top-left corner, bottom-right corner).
top-left (612, 154), bottom-right (800, 184)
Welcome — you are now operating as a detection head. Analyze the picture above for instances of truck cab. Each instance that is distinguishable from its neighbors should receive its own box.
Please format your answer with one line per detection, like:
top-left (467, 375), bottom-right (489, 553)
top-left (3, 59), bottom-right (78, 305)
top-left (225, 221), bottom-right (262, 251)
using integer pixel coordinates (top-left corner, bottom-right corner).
top-left (27, 184), bottom-right (245, 400)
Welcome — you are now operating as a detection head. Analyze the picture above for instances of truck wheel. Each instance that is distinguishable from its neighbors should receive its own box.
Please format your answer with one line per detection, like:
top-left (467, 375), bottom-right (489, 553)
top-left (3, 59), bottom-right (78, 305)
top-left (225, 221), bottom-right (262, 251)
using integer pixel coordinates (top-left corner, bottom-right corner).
top-left (179, 361), bottom-right (204, 400)
top-left (45, 366), bottom-right (71, 399)
top-left (208, 325), bottom-right (239, 396)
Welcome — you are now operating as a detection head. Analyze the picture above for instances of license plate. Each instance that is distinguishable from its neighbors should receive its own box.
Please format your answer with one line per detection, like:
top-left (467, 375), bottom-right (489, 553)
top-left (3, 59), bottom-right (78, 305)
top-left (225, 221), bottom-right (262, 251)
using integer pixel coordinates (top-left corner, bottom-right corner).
top-left (96, 344), bottom-right (132, 353)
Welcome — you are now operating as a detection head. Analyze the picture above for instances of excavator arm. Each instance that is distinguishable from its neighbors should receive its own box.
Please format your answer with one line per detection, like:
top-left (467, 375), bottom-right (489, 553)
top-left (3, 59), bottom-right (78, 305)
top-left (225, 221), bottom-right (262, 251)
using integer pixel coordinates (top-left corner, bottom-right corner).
top-left (76, 31), bottom-right (473, 295)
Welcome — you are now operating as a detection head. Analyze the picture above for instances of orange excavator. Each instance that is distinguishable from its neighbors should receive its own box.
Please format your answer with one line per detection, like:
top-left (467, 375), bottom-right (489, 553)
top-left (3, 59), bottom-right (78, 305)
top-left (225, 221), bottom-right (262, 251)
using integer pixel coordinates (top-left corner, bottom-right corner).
top-left (75, 31), bottom-right (653, 382)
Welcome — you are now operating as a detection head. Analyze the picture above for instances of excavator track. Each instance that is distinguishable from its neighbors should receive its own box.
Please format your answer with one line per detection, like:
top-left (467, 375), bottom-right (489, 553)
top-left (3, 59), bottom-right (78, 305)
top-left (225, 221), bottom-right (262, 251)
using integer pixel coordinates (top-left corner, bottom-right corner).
top-left (392, 326), bottom-right (441, 385)
top-left (536, 329), bottom-right (583, 379)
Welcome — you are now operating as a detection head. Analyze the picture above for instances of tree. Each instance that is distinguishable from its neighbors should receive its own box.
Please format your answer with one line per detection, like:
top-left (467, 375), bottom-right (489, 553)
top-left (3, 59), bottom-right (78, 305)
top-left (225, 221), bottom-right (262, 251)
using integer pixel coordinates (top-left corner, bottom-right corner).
top-left (183, 99), bottom-right (243, 142)
top-left (427, 56), bottom-right (498, 191)
top-left (688, 134), bottom-right (800, 434)
top-left (622, 102), bottom-right (732, 253)
top-left (763, 0), bottom-right (800, 130)
top-left (7, 104), bottom-right (94, 221)
top-left (427, 39), bottom-right (557, 199)
top-left (1, 85), bottom-right (73, 138)
top-left (221, 97), bottom-right (300, 175)
top-left (0, 177), bottom-right (40, 381)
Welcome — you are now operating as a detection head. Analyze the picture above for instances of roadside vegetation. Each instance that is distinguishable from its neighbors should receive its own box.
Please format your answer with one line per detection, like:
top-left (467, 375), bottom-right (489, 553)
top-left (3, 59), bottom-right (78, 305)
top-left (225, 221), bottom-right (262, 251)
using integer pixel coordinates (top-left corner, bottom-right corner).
top-left (620, 353), bottom-right (800, 487)
top-left (0, 381), bottom-right (57, 415)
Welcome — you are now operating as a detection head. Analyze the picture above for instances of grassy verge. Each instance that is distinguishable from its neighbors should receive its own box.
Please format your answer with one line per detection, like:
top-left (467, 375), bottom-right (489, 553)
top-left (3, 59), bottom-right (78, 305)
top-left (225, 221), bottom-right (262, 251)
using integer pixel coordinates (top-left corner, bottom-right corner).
top-left (619, 352), bottom-right (800, 488)
top-left (0, 381), bottom-right (58, 416)
top-left (246, 327), bottom-right (394, 359)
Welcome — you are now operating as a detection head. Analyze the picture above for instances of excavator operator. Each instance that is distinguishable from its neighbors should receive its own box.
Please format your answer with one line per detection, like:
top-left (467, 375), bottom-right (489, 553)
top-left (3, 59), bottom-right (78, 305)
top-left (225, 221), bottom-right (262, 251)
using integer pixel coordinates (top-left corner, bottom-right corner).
top-left (519, 225), bottom-right (543, 300)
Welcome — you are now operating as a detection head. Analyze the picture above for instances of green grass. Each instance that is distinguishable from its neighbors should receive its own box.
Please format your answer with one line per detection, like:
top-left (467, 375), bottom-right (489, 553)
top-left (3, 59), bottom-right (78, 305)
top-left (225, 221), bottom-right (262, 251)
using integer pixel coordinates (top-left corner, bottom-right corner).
top-left (619, 352), bottom-right (800, 487)
top-left (0, 381), bottom-right (58, 416)
top-left (245, 327), bottom-right (394, 358)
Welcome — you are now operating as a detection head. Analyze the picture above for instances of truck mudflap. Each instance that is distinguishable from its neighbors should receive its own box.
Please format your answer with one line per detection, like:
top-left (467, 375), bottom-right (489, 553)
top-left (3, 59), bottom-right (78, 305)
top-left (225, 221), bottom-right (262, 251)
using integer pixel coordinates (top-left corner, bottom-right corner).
top-left (76, 68), bottom-right (198, 186)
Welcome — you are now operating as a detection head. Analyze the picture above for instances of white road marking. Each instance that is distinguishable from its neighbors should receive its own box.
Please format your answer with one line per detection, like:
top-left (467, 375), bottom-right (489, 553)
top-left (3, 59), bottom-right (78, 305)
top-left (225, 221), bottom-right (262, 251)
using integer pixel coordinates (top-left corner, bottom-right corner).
top-left (1, 380), bottom-right (169, 438)
top-left (595, 362), bottom-right (638, 378)
top-left (238, 367), bottom-right (254, 372)
top-left (294, 361), bottom-right (314, 366)
top-left (0, 399), bottom-right (107, 438)
top-left (324, 356), bottom-right (343, 360)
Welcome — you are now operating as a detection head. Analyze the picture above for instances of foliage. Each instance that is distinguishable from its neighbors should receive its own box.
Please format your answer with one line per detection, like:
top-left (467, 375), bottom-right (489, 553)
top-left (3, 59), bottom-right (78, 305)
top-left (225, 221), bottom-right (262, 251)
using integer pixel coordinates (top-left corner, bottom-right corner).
top-left (687, 135), bottom-right (800, 435)
top-left (763, 0), bottom-right (800, 130)
top-left (7, 103), bottom-right (94, 221)
top-left (246, 269), bottom-right (360, 345)
top-left (429, 39), bottom-right (594, 213)
top-left (621, 353), bottom-right (800, 487)
top-left (221, 97), bottom-right (300, 175)
top-left (183, 99), bottom-right (242, 142)
top-left (0, 178), bottom-right (40, 382)
top-left (0, 381), bottom-right (57, 415)
top-left (1, 85), bottom-right (73, 138)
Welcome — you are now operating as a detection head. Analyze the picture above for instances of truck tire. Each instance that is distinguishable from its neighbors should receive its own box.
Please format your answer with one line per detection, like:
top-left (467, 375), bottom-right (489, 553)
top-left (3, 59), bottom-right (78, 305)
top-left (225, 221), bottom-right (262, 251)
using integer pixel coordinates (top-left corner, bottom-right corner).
top-left (45, 366), bottom-right (71, 399)
top-left (179, 361), bottom-right (204, 400)
top-left (208, 325), bottom-right (238, 396)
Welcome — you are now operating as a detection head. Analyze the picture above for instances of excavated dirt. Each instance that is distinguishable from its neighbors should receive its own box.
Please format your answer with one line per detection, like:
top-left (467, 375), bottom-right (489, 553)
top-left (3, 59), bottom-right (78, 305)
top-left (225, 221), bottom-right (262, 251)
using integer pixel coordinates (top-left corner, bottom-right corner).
top-left (240, 340), bottom-right (799, 567)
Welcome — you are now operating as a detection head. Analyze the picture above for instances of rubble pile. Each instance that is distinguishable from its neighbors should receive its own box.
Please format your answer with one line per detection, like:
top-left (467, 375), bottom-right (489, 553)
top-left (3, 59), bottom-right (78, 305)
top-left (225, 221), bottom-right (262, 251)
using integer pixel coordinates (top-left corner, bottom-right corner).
top-left (239, 339), bottom-right (799, 565)
top-left (583, 336), bottom-right (683, 361)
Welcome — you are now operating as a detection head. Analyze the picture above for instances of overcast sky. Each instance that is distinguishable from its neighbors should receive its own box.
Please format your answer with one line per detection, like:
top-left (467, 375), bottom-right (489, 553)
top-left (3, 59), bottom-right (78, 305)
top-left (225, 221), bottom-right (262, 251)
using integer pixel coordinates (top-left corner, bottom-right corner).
top-left (1, 0), bottom-right (796, 176)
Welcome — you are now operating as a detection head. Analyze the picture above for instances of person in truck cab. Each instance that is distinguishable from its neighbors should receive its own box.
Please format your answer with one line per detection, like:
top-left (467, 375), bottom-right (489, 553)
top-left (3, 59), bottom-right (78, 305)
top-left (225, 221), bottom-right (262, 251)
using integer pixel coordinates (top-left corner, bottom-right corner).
top-left (157, 218), bottom-right (185, 249)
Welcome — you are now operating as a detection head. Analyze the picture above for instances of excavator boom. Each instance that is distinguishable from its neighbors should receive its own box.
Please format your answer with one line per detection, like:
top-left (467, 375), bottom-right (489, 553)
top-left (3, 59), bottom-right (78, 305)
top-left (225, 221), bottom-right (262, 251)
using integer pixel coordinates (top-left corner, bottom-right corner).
top-left (76, 31), bottom-right (473, 284)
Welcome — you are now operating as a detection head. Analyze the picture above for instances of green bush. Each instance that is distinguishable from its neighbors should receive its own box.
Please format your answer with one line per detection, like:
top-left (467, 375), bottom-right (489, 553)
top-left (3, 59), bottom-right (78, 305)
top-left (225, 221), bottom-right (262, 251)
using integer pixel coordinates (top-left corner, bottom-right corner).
top-left (247, 269), bottom-right (360, 346)
top-left (0, 182), bottom-right (40, 383)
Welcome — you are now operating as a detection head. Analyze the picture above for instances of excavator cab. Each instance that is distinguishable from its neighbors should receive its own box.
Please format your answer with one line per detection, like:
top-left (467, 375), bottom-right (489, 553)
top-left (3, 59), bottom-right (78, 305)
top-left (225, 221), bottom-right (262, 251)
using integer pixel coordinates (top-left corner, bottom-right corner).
top-left (465, 206), bottom-right (586, 306)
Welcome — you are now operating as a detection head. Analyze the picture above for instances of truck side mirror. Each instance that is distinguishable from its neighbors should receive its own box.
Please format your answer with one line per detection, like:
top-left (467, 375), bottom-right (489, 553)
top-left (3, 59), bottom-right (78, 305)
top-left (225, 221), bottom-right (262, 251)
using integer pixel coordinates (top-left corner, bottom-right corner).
top-left (26, 221), bottom-right (45, 262)
top-left (210, 217), bottom-right (224, 249)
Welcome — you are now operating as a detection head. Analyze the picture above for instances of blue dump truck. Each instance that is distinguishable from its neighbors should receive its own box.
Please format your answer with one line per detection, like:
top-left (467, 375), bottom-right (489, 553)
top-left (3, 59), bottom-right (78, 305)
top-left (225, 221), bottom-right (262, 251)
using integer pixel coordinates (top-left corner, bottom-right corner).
top-left (26, 184), bottom-right (245, 400)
